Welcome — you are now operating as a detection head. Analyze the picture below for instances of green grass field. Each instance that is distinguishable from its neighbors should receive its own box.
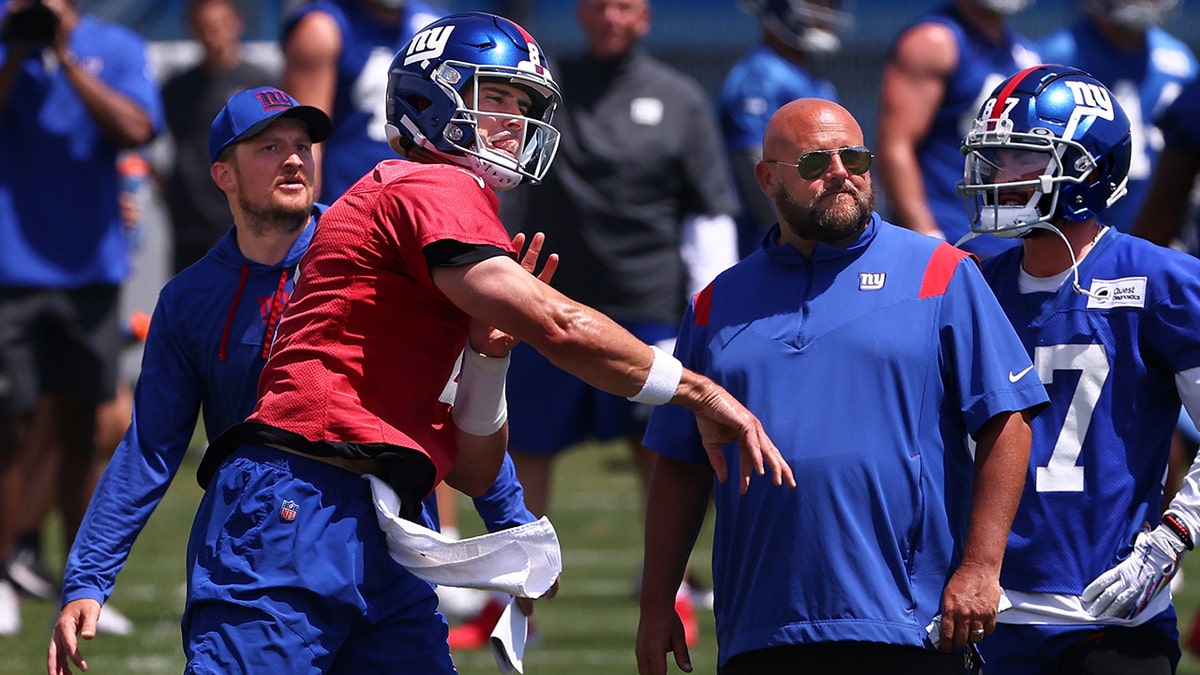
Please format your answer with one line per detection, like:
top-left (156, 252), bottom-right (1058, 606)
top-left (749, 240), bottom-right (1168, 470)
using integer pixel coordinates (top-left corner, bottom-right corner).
top-left (4, 439), bottom-right (1200, 674)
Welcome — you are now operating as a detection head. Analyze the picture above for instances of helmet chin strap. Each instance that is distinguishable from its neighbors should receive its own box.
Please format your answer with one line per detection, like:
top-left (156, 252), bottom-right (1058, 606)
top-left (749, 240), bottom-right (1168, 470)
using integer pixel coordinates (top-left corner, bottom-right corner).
top-left (1027, 221), bottom-right (1108, 300)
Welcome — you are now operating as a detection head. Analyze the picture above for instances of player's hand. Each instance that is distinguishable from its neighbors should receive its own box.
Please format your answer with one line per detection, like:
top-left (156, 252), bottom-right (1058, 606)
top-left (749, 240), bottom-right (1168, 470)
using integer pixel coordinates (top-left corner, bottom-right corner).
top-left (467, 232), bottom-right (559, 357)
top-left (635, 601), bottom-right (692, 675)
top-left (515, 578), bottom-right (559, 617)
top-left (937, 561), bottom-right (1000, 651)
top-left (1082, 525), bottom-right (1187, 619)
top-left (48, 598), bottom-right (101, 675)
top-left (512, 231), bottom-right (559, 285)
top-left (687, 379), bottom-right (794, 494)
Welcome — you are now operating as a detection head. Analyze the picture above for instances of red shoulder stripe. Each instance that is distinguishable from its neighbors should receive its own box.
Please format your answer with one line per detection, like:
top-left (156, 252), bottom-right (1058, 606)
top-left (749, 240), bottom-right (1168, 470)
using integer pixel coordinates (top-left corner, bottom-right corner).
top-left (693, 284), bottom-right (713, 326)
top-left (919, 243), bottom-right (976, 299)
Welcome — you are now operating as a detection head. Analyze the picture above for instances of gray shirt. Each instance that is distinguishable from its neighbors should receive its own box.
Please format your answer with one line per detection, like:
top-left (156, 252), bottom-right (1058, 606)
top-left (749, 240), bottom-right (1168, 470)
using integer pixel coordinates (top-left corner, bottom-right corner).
top-left (504, 48), bottom-right (737, 325)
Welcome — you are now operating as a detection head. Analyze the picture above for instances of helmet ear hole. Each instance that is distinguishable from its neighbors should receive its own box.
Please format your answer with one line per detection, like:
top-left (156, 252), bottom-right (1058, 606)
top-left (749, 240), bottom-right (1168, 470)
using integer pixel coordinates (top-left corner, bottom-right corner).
top-left (408, 95), bottom-right (433, 113)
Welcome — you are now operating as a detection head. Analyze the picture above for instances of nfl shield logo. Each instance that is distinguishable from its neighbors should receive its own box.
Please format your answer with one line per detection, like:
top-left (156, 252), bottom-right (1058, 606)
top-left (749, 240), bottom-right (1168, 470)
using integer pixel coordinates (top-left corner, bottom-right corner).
top-left (279, 499), bottom-right (299, 522)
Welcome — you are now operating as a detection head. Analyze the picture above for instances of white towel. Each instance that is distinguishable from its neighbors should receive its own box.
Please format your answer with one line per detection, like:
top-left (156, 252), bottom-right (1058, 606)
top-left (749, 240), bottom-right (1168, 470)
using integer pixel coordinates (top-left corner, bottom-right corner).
top-left (490, 598), bottom-right (529, 674)
top-left (365, 474), bottom-right (562, 598)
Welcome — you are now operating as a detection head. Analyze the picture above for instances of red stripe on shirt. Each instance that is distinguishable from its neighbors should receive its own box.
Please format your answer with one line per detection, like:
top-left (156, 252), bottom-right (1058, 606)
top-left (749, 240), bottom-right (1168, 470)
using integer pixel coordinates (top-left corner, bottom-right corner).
top-left (694, 284), bottom-right (713, 326)
top-left (919, 243), bottom-right (975, 298)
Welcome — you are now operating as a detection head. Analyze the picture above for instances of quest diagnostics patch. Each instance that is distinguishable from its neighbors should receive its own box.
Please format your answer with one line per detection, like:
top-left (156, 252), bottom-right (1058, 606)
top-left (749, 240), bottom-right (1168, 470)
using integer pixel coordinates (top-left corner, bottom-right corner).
top-left (1086, 277), bottom-right (1147, 309)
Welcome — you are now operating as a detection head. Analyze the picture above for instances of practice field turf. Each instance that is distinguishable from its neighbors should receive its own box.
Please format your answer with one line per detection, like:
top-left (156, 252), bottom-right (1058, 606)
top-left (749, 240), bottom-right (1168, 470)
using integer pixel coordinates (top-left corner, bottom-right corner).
top-left (5, 439), bottom-right (1200, 674)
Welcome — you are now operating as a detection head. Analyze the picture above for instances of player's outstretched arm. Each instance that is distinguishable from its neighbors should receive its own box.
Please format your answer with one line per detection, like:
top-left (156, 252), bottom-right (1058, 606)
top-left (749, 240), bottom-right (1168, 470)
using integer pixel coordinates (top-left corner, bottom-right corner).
top-left (446, 232), bottom-right (559, 495)
top-left (433, 255), bottom-right (795, 492)
top-left (48, 598), bottom-right (101, 675)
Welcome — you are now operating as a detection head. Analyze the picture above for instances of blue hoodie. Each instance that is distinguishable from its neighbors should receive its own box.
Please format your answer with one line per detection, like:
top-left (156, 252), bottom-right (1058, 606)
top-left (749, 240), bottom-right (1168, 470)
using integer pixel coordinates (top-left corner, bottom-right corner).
top-left (62, 209), bottom-right (534, 606)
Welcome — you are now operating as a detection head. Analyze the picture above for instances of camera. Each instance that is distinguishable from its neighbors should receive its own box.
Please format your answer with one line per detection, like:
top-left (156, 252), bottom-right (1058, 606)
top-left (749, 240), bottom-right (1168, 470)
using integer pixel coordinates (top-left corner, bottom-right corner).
top-left (2, 0), bottom-right (59, 45)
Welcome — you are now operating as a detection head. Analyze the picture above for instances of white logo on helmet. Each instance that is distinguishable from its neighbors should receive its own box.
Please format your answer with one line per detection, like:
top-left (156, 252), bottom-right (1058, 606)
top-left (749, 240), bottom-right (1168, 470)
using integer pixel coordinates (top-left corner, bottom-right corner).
top-left (405, 25), bottom-right (456, 68)
top-left (1062, 80), bottom-right (1115, 140)
top-left (980, 95), bottom-right (1019, 121)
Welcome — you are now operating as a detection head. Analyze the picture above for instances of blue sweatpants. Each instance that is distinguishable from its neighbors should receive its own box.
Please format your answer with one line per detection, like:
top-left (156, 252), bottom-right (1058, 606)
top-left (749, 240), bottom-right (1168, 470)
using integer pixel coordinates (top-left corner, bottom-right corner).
top-left (183, 444), bottom-right (454, 674)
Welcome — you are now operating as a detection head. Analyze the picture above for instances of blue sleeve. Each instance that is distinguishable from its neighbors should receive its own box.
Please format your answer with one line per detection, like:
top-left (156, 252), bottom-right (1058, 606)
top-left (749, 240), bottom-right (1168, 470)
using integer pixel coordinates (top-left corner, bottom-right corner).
top-left (643, 304), bottom-right (707, 465)
top-left (719, 66), bottom-right (772, 154)
top-left (60, 294), bottom-right (202, 606)
top-left (472, 453), bottom-right (536, 532)
top-left (939, 258), bottom-right (1049, 436)
top-left (720, 59), bottom-right (835, 155)
top-left (1146, 254), bottom-right (1200, 374)
top-left (101, 25), bottom-right (164, 135)
top-left (1158, 79), bottom-right (1200, 153)
top-left (418, 494), bottom-right (441, 531)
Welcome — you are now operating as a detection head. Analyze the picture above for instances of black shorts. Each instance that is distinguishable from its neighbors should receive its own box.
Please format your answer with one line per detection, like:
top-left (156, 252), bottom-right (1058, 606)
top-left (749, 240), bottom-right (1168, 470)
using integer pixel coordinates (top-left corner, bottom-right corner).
top-left (720, 641), bottom-right (975, 675)
top-left (0, 285), bottom-right (122, 415)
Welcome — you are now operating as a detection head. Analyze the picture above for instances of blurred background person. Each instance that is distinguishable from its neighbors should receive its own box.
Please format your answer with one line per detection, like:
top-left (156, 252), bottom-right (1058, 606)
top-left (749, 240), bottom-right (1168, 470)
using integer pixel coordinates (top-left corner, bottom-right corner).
top-left (1133, 76), bottom-right (1200, 251)
top-left (162, 0), bottom-right (277, 275)
top-left (876, 0), bottom-right (1041, 259)
top-left (0, 0), bottom-right (162, 635)
top-left (280, 0), bottom-right (442, 203)
top-left (719, 0), bottom-right (848, 258)
top-left (1037, 0), bottom-right (1196, 233)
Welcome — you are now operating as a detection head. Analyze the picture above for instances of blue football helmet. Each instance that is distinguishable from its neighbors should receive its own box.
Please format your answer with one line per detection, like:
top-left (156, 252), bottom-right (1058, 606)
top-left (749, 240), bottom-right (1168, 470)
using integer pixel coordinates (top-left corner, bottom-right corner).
top-left (385, 12), bottom-right (561, 190)
top-left (740, 0), bottom-right (852, 54)
top-left (959, 64), bottom-right (1132, 238)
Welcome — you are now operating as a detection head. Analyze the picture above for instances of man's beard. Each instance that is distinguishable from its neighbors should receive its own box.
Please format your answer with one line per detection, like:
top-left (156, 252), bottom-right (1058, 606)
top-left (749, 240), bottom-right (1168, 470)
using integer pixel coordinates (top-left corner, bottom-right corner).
top-left (778, 181), bottom-right (874, 245)
top-left (237, 187), bottom-right (311, 236)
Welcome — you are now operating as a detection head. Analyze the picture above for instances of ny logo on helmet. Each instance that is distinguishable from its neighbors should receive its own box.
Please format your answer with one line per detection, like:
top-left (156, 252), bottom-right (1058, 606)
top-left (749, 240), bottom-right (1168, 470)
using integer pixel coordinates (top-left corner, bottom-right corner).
top-left (1063, 80), bottom-right (1115, 140)
top-left (405, 25), bottom-right (455, 67)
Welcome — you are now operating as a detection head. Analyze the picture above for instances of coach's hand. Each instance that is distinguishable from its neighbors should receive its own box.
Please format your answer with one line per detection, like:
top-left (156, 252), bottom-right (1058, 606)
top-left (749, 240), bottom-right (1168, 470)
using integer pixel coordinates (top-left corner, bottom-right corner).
top-left (48, 598), bottom-right (101, 674)
top-left (636, 598), bottom-right (692, 675)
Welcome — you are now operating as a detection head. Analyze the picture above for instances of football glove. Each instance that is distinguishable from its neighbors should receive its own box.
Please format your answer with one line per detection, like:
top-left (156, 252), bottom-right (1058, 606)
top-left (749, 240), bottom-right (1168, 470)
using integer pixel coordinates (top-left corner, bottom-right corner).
top-left (1081, 524), bottom-right (1188, 620)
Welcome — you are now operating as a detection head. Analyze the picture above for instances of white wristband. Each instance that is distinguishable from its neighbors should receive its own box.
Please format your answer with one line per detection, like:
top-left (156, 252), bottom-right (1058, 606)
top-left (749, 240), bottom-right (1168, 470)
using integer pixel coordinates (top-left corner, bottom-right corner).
top-left (627, 345), bottom-right (683, 405)
top-left (451, 349), bottom-right (510, 436)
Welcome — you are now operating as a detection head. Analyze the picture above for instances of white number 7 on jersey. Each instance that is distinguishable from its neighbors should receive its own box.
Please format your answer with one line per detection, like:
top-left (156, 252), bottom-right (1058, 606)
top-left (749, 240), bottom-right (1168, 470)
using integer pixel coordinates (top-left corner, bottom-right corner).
top-left (1034, 343), bottom-right (1109, 493)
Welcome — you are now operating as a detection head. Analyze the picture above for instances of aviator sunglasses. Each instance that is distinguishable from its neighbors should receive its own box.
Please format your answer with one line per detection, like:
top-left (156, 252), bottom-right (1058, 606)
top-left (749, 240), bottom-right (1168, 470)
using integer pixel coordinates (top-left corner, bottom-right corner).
top-left (764, 146), bottom-right (873, 180)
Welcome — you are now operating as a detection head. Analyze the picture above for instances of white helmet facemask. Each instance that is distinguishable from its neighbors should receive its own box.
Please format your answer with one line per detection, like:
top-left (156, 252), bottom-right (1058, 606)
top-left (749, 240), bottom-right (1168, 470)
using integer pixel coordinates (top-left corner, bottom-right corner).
top-left (960, 119), bottom-right (1066, 239)
top-left (408, 61), bottom-right (561, 192)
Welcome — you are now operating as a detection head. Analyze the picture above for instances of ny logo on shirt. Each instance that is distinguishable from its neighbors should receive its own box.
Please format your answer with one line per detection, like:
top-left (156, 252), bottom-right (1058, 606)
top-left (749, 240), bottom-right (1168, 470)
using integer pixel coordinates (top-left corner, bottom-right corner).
top-left (859, 272), bottom-right (886, 290)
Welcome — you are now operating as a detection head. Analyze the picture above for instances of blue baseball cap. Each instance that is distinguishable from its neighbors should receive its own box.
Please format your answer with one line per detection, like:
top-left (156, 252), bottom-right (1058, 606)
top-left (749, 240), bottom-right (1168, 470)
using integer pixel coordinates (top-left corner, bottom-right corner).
top-left (208, 87), bottom-right (333, 163)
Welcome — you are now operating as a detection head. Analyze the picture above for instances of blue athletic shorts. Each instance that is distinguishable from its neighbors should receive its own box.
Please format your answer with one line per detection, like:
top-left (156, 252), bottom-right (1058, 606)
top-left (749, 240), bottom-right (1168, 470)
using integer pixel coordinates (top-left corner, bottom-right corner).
top-left (506, 321), bottom-right (678, 454)
top-left (979, 611), bottom-right (1179, 675)
top-left (184, 444), bottom-right (454, 674)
